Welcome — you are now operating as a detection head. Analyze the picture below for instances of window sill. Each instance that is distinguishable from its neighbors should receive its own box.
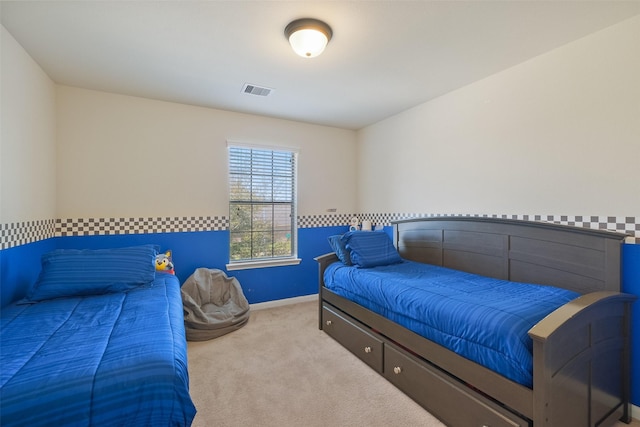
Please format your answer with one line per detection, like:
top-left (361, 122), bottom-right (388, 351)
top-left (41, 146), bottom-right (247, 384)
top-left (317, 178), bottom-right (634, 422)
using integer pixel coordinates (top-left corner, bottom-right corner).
top-left (226, 258), bottom-right (302, 271)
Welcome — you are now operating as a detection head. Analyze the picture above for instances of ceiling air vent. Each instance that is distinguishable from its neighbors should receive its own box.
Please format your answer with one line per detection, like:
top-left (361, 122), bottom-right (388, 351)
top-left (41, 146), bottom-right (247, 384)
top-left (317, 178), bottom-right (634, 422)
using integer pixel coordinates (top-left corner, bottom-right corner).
top-left (242, 83), bottom-right (273, 97)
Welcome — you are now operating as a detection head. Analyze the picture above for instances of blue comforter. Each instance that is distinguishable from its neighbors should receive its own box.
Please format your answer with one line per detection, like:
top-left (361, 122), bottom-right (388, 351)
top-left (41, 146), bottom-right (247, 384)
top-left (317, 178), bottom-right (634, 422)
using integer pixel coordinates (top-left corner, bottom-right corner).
top-left (324, 260), bottom-right (579, 387)
top-left (0, 273), bottom-right (196, 426)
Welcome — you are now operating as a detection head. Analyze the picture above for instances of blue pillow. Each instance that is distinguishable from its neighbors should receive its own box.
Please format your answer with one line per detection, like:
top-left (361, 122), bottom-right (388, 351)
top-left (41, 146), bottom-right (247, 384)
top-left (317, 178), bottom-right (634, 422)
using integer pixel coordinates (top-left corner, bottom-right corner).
top-left (342, 231), bottom-right (402, 268)
top-left (328, 235), bottom-right (352, 265)
top-left (25, 245), bottom-right (159, 301)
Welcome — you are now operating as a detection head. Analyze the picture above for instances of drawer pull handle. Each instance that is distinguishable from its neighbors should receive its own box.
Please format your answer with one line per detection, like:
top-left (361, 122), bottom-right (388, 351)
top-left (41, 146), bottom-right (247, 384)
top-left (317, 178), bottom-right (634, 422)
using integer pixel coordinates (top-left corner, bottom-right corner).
top-left (325, 320), bottom-right (332, 326)
top-left (364, 346), bottom-right (372, 353)
top-left (393, 366), bottom-right (402, 375)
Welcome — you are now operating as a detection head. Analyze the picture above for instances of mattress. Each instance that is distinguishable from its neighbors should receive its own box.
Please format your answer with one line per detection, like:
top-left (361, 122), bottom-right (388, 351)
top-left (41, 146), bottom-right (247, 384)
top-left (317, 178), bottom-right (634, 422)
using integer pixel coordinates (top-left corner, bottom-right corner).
top-left (323, 260), bottom-right (579, 387)
top-left (0, 273), bottom-right (196, 426)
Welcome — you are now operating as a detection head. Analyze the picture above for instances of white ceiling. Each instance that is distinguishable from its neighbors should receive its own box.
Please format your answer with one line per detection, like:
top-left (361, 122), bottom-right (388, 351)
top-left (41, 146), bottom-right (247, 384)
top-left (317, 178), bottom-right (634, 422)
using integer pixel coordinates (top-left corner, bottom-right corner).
top-left (2, 1), bottom-right (639, 130)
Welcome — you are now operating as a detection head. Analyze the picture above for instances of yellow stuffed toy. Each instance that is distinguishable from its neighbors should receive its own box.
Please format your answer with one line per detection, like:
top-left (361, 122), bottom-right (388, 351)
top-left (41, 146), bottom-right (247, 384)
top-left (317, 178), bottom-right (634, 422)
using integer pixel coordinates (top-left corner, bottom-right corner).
top-left (155, 250), bottom-right (175, 275)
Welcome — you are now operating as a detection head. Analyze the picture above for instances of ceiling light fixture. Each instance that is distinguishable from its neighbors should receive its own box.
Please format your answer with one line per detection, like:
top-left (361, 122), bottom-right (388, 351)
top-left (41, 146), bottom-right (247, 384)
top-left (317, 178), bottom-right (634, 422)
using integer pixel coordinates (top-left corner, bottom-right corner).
top-left (284, 18), bottom-right (332, 58)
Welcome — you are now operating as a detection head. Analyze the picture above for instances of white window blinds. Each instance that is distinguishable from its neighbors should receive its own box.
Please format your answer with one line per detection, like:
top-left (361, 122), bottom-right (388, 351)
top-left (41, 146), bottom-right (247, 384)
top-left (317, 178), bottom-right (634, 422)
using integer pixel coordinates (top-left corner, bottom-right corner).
top-left (228, 145), bottom-right (297, 262)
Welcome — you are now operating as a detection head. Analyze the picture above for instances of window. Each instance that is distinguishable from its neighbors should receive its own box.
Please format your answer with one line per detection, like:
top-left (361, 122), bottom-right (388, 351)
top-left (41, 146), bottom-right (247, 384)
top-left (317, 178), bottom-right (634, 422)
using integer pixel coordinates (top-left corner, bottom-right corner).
top-left (227, 143), bottom-right (299, 270)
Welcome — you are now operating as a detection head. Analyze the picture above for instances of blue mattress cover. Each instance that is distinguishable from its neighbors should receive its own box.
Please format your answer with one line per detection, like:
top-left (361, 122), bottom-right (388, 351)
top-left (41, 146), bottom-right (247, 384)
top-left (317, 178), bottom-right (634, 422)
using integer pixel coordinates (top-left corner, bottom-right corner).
top-left (324, 260), bottom-right (579, 387)
top-left (0, 273), bottom-right (196, 426)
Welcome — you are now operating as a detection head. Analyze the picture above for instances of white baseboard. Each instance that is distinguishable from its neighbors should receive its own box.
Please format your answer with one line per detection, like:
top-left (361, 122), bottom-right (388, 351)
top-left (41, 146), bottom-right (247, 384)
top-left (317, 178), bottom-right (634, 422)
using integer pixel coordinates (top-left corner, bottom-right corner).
top-left (632, 404), bottom-right (639, 422)
top-left (250, 293), bottom-right (318, 311)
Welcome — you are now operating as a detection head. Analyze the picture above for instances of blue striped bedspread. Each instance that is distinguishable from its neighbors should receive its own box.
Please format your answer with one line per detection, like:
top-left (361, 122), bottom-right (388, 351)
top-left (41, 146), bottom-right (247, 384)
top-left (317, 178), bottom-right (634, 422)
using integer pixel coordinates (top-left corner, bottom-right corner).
top-left (324, 260), bottom-right (579, 387)
top-left (0, 273), bottom-right (196, 426)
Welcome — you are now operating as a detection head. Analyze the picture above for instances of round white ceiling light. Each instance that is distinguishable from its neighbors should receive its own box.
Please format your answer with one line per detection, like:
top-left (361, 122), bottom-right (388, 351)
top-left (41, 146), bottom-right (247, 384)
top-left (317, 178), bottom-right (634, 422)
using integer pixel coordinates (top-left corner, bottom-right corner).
top-left (285, 18), bottom-right (333, 58)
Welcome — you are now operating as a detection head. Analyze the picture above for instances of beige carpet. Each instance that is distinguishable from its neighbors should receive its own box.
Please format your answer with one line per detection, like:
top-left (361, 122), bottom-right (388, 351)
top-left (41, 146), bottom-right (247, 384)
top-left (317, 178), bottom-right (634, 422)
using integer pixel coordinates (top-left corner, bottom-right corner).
top-left (187, 300), bottom-right (444, 427)
top-left (187, 299), bottom-right (639, 427)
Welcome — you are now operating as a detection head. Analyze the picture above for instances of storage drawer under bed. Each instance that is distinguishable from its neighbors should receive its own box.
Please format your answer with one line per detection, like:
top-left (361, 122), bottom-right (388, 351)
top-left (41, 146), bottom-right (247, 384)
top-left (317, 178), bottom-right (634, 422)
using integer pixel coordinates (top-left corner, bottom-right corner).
top-left (322, 304), bottom-right (383, 373)
top-left (384, 343), bottom-right (531, 427)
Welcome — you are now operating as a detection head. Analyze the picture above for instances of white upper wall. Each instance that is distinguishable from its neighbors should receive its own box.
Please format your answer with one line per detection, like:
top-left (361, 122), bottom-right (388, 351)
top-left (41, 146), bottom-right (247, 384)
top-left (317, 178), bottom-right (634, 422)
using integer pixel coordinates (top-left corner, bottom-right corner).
top-left (5, 14), bottom-right (639, 225)
top-left (357, 16), bottom-right (640, 218)
top-left (1, 25), bottom-right (57, 223)
top-left (56, 86), bottom-right (357, 219)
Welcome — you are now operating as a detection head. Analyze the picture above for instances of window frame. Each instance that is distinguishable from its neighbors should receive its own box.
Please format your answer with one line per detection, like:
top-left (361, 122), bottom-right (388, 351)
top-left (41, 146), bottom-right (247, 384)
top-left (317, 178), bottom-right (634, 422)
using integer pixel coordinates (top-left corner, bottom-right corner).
top-left (226, 141), bottom-right (300, 271)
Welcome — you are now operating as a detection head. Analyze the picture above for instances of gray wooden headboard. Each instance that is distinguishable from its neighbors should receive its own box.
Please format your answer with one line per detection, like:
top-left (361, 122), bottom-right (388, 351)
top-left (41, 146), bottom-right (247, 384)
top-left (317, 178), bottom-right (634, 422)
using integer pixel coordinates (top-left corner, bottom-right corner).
top-left (393, 217), bottom-right (627, 294)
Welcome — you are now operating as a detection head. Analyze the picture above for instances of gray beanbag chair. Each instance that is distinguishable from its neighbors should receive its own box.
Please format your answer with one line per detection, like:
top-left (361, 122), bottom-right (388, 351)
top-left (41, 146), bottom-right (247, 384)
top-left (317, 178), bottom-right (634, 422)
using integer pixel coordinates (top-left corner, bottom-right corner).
top-left (181, 268), bottom-right (250, 341)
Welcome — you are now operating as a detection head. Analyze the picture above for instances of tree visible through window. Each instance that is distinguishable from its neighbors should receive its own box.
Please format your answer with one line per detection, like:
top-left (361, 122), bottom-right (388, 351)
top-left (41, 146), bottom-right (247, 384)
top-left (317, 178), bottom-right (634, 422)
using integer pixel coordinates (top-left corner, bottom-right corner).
top-left (228, 145), bottom-right (297, 262)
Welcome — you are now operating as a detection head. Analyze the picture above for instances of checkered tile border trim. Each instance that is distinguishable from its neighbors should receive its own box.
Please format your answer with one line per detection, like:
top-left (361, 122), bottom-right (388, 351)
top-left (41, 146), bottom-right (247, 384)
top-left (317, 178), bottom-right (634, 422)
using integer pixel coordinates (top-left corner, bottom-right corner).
top-left (356, 213), bottom-right (640, 244)
top-left (56, 216), bottom-right (228, 237)
top-left (300, 213), bottom-right (639, 244)
top-left (298, 214), bottom-right (355, 229)
top-left (1, 214), bottom-right (638, 249)
top-left (0, 219), bottom-right (57, 250)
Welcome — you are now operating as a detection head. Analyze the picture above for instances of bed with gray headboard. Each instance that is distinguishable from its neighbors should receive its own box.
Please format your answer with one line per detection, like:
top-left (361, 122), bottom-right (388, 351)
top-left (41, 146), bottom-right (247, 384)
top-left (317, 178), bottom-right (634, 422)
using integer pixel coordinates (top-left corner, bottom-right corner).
top-left (316, 217), bottom-right (635, 427)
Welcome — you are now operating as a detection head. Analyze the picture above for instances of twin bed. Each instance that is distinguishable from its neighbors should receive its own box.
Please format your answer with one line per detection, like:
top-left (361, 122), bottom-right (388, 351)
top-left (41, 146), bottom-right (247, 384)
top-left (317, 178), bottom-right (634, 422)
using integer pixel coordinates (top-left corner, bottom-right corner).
top-left (317, 217), bottom-right (635, 427)
top-left (0, 245), bottom-right (196, 426)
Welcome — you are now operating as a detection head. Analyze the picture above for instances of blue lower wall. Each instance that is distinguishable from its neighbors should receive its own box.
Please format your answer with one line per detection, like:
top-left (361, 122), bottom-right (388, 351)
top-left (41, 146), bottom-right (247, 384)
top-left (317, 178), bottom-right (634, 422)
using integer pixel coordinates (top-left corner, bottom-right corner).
top-left (55, 227), bottom-right (347, 303)
top-left (1, 230), bottom-right (638, 406)
top-left (0, 226), bottom-right (348, 307)
top-left (0, 238), bottom-right (57, 307)
top-left (623, 243), bottom-right (640, 406)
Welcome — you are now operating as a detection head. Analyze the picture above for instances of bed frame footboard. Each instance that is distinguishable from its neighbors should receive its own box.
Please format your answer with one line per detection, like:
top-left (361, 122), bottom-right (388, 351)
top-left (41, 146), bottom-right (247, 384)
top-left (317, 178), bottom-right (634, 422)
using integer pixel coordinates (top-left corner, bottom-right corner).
top-left (529, 291), bottom-right (636, 427)
top-left (316, 252), bottom-right (339, 329)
